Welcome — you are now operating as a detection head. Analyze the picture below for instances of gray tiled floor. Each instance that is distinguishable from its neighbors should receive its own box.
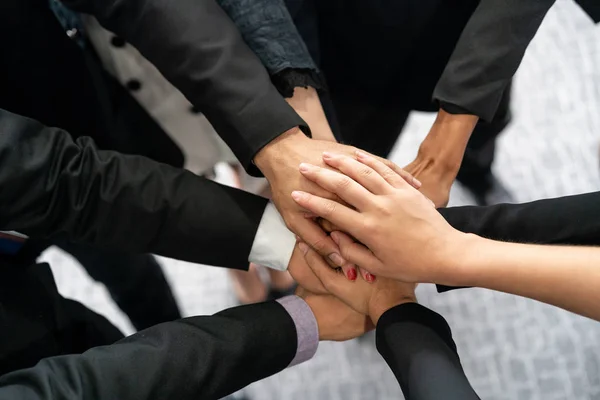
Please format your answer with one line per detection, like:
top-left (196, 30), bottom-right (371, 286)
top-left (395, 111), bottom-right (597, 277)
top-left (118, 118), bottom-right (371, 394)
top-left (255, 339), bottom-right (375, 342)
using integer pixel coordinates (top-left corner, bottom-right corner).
top-left (42, 1), bottom-right (600, 399)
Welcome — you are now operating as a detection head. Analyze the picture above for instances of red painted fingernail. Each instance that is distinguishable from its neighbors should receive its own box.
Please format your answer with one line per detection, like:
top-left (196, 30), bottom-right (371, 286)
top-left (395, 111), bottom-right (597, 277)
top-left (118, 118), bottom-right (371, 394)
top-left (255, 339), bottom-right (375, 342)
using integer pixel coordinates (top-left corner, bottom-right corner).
top-left (366, 272), bottom-right (376, 283)
top-left (347, 268), bottom-right (357, 281)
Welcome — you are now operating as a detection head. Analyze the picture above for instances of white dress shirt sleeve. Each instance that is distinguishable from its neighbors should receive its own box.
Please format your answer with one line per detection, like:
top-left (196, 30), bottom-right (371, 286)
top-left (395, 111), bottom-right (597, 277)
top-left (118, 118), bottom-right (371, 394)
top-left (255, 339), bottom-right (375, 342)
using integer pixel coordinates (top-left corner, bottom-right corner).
top-left (249, 202), bottom-right (296, 271)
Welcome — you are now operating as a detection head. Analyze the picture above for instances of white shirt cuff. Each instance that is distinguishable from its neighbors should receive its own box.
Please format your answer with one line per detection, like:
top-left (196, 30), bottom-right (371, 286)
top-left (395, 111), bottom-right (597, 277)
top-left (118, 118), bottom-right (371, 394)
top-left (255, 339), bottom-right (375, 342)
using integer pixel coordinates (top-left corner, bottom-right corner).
top-left (249, 202), bottom-right (296, 271)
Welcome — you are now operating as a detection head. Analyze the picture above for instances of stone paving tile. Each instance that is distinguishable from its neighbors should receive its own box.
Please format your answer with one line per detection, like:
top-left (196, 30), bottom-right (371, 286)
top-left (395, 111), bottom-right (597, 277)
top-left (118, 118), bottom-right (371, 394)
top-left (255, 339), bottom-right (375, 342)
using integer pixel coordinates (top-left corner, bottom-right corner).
top-left (43, 1), bottom-right (600, 399)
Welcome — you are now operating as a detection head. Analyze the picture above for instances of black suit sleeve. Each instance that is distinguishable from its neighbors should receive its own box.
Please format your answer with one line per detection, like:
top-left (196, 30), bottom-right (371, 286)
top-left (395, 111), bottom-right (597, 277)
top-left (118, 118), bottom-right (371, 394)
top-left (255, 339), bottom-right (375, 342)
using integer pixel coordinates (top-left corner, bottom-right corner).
top-left (440, 192), bottom-right (600, 245)
top-left (0, 108), bottom-right (267, 270)
top-left (376, 303), bottom-right (479, 400)
top-left (0, 301), bottom-right (297, 400)
top-left (60, 0), bottom-right (308, 176)
top-left (433, 0), bottom-right (556, 121)
top-left (437, 192), bottom-right (600, 291)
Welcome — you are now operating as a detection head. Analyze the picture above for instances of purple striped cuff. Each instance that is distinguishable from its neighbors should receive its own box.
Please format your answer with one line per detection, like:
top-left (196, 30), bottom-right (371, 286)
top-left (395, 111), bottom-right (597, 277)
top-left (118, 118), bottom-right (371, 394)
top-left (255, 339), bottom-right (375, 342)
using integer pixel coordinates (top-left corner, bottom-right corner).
top-left (276, 295), bottom-right (319, 367)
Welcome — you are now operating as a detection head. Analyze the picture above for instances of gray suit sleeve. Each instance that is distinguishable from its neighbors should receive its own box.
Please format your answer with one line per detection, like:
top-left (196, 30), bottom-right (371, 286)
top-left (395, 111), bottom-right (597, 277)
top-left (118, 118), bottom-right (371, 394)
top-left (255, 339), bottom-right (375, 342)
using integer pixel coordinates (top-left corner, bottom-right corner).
top-left (433, 0), bottom-right (556, 121)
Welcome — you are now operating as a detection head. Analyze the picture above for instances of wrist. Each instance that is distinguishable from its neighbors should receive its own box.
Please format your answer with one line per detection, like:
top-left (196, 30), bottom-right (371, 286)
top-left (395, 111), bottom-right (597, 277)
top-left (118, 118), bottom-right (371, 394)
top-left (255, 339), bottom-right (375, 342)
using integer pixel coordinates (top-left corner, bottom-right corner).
top-left (369, 297), bottom-right (416, 326)
top-left (303, 296), bottom-right (331, 341)
top-left (435, 232), bottom-right (486, 286)
top-left (253, 127), bottom-right (307, 175)
top-left (417, 110), bottom-right (478, 176)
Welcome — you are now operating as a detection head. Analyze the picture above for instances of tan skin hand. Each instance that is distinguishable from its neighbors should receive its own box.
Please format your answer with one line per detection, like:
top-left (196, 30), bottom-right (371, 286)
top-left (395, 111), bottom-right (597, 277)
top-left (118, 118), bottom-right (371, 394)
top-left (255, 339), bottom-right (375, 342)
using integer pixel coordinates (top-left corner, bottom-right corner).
top-left (404, 109), bottom-right (479, 207)
top-left (298, 242), bottom-right (416, 325)
top-left (296, 286), bottom-right (374, 341)
top-left (255, 129), bottom-right (421, 281)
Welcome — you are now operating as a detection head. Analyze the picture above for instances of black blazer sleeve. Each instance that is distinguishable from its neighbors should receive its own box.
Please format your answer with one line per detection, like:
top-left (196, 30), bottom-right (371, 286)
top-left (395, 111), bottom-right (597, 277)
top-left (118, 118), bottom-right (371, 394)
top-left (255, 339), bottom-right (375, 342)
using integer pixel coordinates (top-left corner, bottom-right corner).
top-left (376, 303), bottom-right (480, 400)
top-left (0, 108), bottom-right (267, 270)
top-left (60, 0), bottom-right (308, 176)
top-left (0, 301), bottom-right (297, 400)
top-left (433, 0), bottom-right (556, 121)
top-left (437, 192), bottom-right (600, 291)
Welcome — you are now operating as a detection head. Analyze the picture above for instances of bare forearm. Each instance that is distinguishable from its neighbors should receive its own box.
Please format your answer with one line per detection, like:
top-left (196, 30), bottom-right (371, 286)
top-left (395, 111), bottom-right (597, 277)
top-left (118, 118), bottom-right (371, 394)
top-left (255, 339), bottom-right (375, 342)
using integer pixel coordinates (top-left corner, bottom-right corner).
top-left (285, 86), bottom-right (336, 141)
top-left (418, 110), bottom-right (478, 176)
top-left (455, 236), bottom-right (600, 321)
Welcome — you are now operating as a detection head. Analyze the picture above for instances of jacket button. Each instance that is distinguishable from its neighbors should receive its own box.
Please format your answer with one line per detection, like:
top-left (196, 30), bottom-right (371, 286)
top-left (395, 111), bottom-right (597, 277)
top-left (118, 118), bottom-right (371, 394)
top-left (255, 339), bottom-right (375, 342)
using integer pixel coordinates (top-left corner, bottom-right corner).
top-left (111, 36), bottom-right (126, 48)
top-left (126, 79), bottom-right (142, 91)
top-left (66, 28), bottom-right (80, 40)
top-left (189, 105), bottom-right (202, 114)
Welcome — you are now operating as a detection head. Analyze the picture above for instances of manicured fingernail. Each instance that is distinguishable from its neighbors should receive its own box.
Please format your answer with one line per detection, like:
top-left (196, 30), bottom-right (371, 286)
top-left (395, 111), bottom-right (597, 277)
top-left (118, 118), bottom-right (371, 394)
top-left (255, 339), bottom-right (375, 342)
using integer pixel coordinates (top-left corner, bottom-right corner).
top-left (412, 177), bottom-right (422, 188)
top-left (298, 242), bottom-right (309, 254)
top-left (330, 231), bottom-right (340, 245)
top-left (355, 150), bottom-right (370, 160)
top-left (299, 163), bottom-right (311, 173)
top-left (347, 268), bottom-right (357, 281)
top-left (328, 253), bottom-right (344, 266)
top-left (365, 272), bottom-right (376, 283)
top-left (291, 191), bottom-right (304, 201)
top-left (322, 151), bottom-right (333, 159)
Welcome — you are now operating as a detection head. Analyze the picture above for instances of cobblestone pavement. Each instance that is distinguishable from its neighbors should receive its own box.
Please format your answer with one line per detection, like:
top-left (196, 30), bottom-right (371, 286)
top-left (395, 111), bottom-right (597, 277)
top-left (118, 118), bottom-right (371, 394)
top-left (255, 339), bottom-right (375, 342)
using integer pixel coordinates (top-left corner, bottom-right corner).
top-left (42, 1), bottom-right (600, 399)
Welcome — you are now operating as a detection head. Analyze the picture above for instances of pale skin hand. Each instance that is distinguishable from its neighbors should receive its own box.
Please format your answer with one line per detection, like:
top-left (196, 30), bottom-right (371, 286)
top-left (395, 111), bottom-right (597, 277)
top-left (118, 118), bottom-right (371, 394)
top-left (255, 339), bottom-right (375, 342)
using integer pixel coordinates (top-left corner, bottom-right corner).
top-left (404, 109), bottom-right (479, 207)
top-left (297, 241), bottom-right (416, 325)
top-left (291, 151), bottom-right (460, 283)
top-left (296, 286), bottom-right (374, 341)
top-left (292, 152), bottom-right (600, 321)
top-left (254, 95), bottom-right (420, 279)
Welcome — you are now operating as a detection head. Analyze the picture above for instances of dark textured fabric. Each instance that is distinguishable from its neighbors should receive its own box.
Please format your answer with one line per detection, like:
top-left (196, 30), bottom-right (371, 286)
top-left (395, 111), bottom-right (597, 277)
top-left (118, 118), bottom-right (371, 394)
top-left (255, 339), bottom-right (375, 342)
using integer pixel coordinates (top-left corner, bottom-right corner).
top-left (0, 301), bottom-right (297, 400)
top-left (217, 0), bottom-right (317, 75)
top-left (377, 303), bottom-right (480, 400)
top-left (271, 68), bottom-right (325, 98)
top-left (61, 0), bottom-right (308, 176)
top-left (0, 108), bottom-right (268, 270)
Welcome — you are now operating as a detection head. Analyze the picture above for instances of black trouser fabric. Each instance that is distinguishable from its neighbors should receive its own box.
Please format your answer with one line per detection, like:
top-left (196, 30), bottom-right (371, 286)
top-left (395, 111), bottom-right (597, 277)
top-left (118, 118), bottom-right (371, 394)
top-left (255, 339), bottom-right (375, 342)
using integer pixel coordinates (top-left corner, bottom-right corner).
top-left (286, 0), bottom-right (512, 179)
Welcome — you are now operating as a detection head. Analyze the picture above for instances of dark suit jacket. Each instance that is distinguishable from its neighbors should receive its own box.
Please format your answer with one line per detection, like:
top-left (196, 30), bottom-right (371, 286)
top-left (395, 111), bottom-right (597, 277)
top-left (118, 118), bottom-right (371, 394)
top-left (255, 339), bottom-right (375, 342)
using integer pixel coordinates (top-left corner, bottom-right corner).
top-left (0, 301), bottom-right (298, 400)
top-left (0, 301), bottom-right (478, 400)
top-left (0, 108), bottom-right (267, 270)
top-left (433, 0), bottom-right (599, 121)
top-left (0, 0), bottom-right (306, 176)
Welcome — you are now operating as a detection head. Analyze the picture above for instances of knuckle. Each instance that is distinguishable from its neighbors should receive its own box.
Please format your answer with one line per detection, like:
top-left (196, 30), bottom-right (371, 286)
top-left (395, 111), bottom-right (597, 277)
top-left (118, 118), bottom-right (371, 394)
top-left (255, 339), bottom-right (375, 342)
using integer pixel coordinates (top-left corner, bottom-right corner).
top-left (361, 217), bottom-right (377, 233)
top-left (323, 200), bottom-right (338, 216)
top-left (359, 167), bottom-right (373, 178)
top-left (310, 237), bottom-right (327, 252)
top-left (336, 176), bottom-right (352, 190)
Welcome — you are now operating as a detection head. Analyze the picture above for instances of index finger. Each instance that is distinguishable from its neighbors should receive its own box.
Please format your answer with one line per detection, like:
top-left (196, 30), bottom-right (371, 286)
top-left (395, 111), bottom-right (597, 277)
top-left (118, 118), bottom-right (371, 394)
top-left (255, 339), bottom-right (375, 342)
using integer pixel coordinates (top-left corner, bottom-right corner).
top-left (299, 242), bottom-right (353, 299)
top-left (357, 151), bottom-right (415, 189)
top-left (291, 191), bottom-right (365, 241)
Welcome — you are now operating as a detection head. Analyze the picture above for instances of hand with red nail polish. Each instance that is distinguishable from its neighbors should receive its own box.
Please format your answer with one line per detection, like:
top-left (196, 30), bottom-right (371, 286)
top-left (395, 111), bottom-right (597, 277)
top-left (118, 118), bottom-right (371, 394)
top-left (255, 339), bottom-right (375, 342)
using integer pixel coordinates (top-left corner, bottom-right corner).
top-left (299, 239), bottom-right (417, 325)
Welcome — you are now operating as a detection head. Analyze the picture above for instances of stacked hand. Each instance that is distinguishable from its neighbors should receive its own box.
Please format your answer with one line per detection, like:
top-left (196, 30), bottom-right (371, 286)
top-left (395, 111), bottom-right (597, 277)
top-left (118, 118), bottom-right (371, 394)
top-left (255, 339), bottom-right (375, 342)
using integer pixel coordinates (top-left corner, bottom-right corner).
top-left (254, 128), bottom-right (420, 280)
top-left (290, 151), bottom-right (464, 284)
